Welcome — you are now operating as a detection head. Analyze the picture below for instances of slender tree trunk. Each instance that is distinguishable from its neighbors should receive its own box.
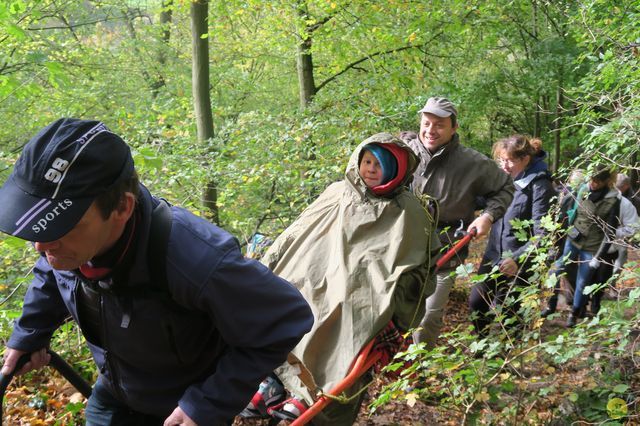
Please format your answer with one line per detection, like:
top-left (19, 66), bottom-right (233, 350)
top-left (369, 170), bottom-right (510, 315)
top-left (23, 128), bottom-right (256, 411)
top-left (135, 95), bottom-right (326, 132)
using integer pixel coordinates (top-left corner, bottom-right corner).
top-left (297, 39), bottom-right (316, 109)
top-left (631, 152), bottom-right (639, 191)
top-left (542, 94), bottom-right (549, 127)
top-left (122, 9), bottom-right (155, 93)
top-left (151, 0), bottom-right (173, 94)
top-left (296, 2), bottom-right (316, 109)
top-left (533, 95), bottom-right (541, 137)
top-left (552, 69), bottom-right (564, 174)
top-left (159, 0), bottom-right (173, 46)
top-left (191, 0), bottom-right (218, 223)
top-left (489, 117), bottom-right (495, 149)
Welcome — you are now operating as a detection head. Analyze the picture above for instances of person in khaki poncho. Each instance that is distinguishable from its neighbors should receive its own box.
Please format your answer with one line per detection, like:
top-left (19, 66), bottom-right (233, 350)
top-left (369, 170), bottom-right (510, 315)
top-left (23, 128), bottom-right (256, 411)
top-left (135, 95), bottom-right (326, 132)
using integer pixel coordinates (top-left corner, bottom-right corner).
top-left (241, 133), bottom-right (440, 425)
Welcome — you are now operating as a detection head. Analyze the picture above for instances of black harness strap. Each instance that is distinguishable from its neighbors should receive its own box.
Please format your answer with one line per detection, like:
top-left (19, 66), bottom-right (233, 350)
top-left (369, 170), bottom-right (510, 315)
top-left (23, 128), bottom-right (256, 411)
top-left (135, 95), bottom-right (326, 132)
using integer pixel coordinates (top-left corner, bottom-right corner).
top-left (148, 199), bottom-right (173, 293)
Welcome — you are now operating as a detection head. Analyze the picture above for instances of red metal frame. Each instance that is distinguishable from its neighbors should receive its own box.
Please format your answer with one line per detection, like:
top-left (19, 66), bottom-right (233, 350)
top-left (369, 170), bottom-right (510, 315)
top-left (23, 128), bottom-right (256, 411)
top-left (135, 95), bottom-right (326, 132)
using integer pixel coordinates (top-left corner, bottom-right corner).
top-left (291, 340), bottom-right (381, 426)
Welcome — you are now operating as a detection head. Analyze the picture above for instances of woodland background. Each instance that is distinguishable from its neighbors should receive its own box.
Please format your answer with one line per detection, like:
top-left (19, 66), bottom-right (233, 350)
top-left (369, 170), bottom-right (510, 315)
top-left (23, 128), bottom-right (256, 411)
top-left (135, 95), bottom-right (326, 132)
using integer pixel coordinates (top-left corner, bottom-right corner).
top-left (1, 0), bottom-right (639, 424)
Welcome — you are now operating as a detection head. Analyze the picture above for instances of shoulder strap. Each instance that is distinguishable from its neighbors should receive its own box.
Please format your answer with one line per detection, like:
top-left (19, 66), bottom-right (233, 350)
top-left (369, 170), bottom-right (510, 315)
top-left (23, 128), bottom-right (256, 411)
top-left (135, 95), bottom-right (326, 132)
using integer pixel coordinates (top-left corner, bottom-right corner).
top-left (108, 199), bottom-right (176, 326)
top-left (148, 199), bottom-right (173, 294)
top-left (607, 197), bottom-right (622, 229)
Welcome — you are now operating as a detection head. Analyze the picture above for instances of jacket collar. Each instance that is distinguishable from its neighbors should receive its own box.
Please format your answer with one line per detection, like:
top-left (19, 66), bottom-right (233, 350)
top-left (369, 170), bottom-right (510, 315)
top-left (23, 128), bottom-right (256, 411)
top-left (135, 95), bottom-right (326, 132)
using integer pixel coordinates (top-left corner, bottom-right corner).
top-left (605, 188), bottom-right (619, 199)
top-left (422, 133), bottom-right (460, 160)
top-left (514, 155), bottom-right (549, 189)
top-left (577, 184), bottom-right (619, 201)
top-left (70, 184), bottom-right (154, 288)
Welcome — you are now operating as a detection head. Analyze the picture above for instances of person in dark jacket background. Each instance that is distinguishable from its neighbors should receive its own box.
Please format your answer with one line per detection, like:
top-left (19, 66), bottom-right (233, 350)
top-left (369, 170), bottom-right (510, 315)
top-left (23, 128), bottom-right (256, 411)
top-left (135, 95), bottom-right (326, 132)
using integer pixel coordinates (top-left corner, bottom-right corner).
top-left (469, 135), bottom-right (555, 337)
top-left (0, 118), bottom-right (313, 426)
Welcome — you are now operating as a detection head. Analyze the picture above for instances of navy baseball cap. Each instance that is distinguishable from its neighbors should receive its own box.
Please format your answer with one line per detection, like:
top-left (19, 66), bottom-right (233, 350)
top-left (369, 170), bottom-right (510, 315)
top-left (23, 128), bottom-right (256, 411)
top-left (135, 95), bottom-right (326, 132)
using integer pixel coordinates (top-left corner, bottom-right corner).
top-left (0, 118), bottom-right (134, 242)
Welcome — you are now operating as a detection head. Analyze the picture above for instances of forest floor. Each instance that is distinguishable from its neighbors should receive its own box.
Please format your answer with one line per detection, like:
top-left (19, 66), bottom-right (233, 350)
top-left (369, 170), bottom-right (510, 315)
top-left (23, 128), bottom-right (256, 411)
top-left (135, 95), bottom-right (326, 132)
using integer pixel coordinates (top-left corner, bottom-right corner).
top-left (2, 237), bottom-right (638, 425)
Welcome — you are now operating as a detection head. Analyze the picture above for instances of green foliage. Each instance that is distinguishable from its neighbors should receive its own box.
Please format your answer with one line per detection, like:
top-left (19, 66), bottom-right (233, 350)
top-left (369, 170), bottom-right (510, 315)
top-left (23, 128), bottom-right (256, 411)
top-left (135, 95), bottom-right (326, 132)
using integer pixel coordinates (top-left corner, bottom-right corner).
top-left (0, 0), bottom-right (613, 234)
top-left (376, 222), bottom-right (639, 423)
top-left (59, 402), bottom-right (85, 425)
top-left (377, 300), bottom-right (639, 423)
top-left (0, 235), bottom-right (37, 342)
top-left (567, 0), bottom-right (640, 169)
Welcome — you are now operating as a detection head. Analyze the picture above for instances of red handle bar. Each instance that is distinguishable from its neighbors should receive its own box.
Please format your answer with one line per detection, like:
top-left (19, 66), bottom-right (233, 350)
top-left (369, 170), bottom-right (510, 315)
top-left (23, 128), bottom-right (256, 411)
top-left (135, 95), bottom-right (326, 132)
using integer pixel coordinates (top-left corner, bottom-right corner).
top-left (435, 227), bottom-right (477, 271)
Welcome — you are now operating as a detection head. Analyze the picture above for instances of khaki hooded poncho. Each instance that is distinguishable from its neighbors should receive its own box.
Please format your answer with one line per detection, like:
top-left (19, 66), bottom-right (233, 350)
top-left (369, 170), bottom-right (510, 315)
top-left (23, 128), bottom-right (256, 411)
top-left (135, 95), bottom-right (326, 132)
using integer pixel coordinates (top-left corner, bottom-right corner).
top-left (261, 133), bottom-right (439, 403)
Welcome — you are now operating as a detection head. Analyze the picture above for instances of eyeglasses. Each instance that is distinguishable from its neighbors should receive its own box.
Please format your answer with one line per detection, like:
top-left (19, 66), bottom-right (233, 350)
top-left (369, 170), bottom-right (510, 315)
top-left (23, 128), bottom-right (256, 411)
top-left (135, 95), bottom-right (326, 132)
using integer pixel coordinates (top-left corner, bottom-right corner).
top-left (498, 157), bottom-right (523, 167)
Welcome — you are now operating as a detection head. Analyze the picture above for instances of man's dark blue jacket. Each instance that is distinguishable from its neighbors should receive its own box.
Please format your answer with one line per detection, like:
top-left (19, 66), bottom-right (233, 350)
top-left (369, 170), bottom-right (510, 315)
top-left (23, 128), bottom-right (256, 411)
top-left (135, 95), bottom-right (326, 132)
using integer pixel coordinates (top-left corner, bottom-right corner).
top-left (8, 185), bottom-right (314, 425)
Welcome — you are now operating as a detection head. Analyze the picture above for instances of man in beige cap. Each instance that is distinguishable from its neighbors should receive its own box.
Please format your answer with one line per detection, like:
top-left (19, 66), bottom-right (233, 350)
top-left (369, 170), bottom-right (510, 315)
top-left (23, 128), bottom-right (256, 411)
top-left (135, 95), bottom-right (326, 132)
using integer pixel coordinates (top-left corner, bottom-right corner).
top-left (407, 97), bottom-right (514, 348)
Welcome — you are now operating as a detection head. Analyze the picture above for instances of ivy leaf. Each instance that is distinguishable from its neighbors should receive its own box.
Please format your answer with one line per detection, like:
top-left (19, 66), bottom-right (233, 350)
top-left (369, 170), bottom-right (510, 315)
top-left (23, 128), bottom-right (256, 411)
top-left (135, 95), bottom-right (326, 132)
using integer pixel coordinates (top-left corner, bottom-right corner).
top-left (628, 287), bottom-right (640, 303)
top-left (45, 62), bottom-right (70, 88)
top-left (475, 388), bottom-right (490, 402)
top-left (134, 148), bottom-right (164, 171)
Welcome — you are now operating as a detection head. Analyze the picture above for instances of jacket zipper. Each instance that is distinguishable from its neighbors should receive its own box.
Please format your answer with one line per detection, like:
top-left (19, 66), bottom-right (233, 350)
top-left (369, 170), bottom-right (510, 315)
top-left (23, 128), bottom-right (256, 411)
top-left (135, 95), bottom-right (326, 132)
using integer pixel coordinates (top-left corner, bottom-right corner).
top-left (100, 293), bottom-right (127, 402)
top-left (165, 323), bottom-right (183, 364)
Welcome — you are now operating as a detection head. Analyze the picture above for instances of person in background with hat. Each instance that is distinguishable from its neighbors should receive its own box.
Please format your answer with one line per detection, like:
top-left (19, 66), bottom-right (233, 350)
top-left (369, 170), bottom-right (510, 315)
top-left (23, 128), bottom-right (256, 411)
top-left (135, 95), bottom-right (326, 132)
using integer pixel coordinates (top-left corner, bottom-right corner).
top-left (0, 118), bottom-right (313, 425)
top-left (406, 97), bottom-right (514, 348)
top-left (541, 167), bottom-right (638, 326)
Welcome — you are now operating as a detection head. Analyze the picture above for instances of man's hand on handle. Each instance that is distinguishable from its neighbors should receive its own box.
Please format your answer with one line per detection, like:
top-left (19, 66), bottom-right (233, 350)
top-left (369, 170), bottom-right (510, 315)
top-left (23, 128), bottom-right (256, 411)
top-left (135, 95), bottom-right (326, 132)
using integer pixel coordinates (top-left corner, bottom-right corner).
top-left (468, 213), bottom-right (493, 237)
top-left (1, 347), bottom-right (50, 376)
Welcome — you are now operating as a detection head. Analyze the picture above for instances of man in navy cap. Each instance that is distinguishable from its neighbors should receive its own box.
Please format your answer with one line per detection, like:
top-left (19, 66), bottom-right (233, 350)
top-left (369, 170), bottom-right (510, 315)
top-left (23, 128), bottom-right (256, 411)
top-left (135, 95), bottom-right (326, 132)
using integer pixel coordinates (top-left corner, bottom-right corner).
top-left (0, 118), bottom-right (313, 425)
top-left (407, 97), bottom-right (514, 348)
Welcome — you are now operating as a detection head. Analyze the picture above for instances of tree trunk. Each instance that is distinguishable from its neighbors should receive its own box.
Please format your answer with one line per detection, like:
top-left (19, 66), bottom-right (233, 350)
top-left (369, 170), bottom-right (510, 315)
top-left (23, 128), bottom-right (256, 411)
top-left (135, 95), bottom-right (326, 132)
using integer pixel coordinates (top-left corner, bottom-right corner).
top-left (122, 9), bottom-right (156, 94)
top-left (296, 2), bottom-right (316, 109)
top-left (533, 95), bottom-right (541, 137)
top-left (151, 0), bottom-right (173, 94)
top-left (552, 69), bottom-right (564, 174)
top-left (159, 0), bottom-right (173, 45)
top-left (191, 0), bottom-right (218, 223)
top-left (631, 152), bottom-right (639, 191)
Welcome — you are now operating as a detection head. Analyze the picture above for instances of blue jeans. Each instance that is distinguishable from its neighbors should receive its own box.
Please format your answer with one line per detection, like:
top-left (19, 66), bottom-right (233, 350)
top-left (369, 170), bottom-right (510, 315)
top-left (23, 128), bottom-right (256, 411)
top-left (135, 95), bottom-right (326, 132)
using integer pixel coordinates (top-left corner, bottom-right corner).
top-left (548, 239), bottom-right (594, 311)
top-left (85, 376), bottom-right (164, 426)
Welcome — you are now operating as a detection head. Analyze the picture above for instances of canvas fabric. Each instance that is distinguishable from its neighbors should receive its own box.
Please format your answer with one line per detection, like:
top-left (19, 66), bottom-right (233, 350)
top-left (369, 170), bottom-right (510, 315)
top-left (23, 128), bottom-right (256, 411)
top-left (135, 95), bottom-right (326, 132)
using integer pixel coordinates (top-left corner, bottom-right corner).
top-left (262, 133), bottom-right (440, 404)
